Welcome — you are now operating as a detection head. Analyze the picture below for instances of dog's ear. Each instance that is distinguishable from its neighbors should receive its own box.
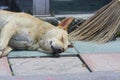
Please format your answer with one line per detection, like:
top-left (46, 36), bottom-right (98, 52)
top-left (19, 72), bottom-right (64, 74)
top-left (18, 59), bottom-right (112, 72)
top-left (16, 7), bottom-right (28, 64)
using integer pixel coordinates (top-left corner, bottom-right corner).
top-left (58, 17), bottom-right (73, 31)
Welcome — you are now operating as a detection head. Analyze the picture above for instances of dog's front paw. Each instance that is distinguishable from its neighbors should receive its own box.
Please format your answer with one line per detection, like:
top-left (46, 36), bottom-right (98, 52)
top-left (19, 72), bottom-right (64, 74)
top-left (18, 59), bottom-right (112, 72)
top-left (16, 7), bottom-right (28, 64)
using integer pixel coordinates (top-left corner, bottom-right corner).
top-left (0, 50), bottom-right (7, 57)
top-left (0, 47), bottom-right (13, 58)
top-left (0, 51), bottom-right (3, 58)
top-left (28, 44), bottom-right (39, 50)
top-left (37, 48), bottom-right (52, 53)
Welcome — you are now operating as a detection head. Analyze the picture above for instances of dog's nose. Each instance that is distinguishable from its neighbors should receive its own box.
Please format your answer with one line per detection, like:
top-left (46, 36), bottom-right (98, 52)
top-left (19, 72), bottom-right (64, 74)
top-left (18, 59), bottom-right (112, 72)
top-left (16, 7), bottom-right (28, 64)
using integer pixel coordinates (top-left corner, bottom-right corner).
top-left (56, 48), bottom-right (64, 53)
top-left (53, 48), bottom-right (64, 54)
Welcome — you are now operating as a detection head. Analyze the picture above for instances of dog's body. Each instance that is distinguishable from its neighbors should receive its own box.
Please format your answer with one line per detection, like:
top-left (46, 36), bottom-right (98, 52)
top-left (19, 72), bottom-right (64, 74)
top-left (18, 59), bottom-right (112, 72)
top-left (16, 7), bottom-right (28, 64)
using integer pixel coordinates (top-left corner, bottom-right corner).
top-left (0, 10), bottom-right (73, 57)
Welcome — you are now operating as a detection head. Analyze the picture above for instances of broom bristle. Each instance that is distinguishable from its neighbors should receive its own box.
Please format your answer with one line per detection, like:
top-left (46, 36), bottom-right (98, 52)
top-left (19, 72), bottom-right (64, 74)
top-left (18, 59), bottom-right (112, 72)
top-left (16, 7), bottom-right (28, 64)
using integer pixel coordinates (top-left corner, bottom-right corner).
top-left (69, 0), bottom-right (120, 43)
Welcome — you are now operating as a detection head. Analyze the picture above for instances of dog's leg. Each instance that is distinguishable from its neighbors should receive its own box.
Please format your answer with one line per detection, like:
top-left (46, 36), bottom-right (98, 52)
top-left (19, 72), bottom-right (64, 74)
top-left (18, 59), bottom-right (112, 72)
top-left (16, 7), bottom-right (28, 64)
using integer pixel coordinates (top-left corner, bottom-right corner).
top-left (0, 23), bottom-right (17, 53)
top-left (28, 43), bottom-right (39, 50)
top-left (37, 48), bottom-right (52, 53)
top-left (0, 46), bottom-right (13, 57)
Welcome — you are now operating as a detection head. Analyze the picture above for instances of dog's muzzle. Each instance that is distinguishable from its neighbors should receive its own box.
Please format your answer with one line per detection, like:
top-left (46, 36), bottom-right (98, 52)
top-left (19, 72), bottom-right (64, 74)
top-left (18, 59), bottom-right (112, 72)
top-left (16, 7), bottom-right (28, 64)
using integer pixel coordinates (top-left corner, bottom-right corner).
top-left (50, 41), bottom-right (64, 54)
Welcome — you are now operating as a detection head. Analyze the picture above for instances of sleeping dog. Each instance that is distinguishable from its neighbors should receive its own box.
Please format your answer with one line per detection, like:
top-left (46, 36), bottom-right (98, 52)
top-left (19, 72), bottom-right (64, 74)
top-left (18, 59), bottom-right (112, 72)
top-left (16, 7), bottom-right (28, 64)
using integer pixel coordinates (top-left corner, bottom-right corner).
top-left (0, 10), bottom-right (73, 57)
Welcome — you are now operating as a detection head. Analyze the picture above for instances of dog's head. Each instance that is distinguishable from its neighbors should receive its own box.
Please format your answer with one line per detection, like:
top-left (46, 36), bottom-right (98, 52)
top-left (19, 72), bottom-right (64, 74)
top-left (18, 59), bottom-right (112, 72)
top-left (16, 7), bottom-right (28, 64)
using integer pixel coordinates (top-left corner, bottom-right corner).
top-left (39, 18), bottom-right (73, 54)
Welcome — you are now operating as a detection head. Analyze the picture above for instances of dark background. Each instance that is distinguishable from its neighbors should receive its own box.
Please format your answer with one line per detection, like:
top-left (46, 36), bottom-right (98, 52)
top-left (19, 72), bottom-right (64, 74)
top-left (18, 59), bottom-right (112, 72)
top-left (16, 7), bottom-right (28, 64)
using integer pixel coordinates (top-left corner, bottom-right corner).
top-left (51, 0), bottom-right (112, 14)
top-left (0, 0), bottom-right (112, 15)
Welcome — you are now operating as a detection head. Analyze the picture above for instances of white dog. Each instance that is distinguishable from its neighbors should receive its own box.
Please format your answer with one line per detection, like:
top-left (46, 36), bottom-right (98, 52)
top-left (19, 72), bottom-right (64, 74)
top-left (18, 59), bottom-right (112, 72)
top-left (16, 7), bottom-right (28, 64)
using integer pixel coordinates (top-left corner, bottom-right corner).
top-left (0, 10), bottom-right (73, 57)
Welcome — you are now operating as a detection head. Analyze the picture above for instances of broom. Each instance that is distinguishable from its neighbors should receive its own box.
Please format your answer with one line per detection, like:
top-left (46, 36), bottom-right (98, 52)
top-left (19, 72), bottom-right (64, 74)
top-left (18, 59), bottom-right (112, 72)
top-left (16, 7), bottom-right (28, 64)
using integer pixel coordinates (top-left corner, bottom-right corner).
top-left (69, 0), bottom-right (120, 43)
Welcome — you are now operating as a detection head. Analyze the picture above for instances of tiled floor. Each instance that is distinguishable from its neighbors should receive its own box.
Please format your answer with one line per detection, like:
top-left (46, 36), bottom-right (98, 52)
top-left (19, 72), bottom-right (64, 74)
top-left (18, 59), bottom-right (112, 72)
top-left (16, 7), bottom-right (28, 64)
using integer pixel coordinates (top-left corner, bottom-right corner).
top-left (0, 57), bottom-right (12, 76)
top-left (80, 53), bottom-right (120, 72)
top-left (9, 57), bottom-right (88, 76)
top-left (0, 40), bottom-right (120, 80)
top-left (73, 39), bottom-right (120, 53)
top-left (8, 47), bottom-right (78, 58)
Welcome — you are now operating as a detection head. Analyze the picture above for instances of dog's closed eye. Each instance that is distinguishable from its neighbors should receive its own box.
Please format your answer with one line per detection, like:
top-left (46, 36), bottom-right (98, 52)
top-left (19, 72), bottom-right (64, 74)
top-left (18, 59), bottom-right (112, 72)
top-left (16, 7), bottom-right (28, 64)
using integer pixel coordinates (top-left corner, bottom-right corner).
top-left (49, 41), bottom-right (54, 49)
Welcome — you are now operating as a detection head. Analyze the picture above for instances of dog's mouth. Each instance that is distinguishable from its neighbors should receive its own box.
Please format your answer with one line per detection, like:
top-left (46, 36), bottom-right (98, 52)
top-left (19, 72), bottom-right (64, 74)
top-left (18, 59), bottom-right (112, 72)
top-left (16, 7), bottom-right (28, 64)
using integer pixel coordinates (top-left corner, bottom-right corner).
top-left (50, 41), bottom-right (64, 55)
